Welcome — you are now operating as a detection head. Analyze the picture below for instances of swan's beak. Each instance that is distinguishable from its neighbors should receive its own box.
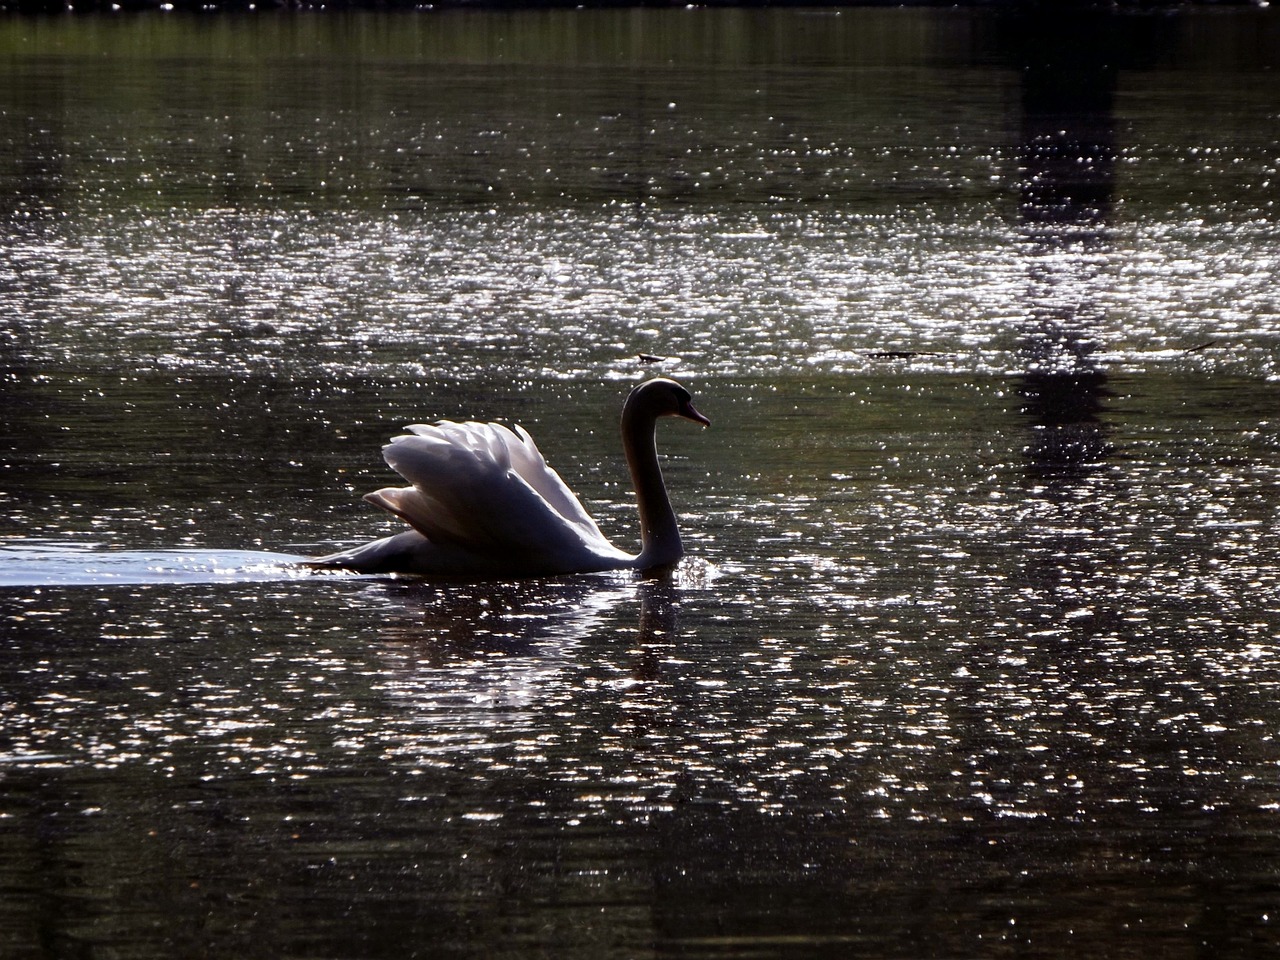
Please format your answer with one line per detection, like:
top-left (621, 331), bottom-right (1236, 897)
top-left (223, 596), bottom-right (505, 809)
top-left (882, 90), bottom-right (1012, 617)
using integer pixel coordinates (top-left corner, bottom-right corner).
top-left (679, 399), bottom-right (711, 428)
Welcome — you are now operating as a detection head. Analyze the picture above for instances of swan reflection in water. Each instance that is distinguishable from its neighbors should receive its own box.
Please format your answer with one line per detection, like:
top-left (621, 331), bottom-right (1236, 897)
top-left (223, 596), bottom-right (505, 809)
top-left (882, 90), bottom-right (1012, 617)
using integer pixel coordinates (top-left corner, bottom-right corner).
top-left (364, 572), bottom-right (695, 752)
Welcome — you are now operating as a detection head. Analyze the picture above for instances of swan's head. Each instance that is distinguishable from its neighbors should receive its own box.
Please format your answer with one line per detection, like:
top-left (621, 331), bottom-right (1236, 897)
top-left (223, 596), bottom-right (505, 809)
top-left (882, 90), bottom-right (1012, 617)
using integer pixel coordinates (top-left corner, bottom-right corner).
top-left (626, 378), bottom-right (711, 428)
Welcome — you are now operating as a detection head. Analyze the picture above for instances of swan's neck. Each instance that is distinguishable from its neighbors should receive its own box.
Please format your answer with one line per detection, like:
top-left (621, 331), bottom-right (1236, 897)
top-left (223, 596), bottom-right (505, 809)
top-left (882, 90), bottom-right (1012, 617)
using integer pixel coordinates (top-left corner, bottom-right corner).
top-left (622, 406), bottom-right (682, 570)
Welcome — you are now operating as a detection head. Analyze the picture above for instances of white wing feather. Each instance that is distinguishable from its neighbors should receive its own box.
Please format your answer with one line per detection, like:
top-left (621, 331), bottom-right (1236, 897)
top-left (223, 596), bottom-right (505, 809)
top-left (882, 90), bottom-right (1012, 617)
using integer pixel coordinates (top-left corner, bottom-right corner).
top-left (363, 421), bottom-right (626, 570)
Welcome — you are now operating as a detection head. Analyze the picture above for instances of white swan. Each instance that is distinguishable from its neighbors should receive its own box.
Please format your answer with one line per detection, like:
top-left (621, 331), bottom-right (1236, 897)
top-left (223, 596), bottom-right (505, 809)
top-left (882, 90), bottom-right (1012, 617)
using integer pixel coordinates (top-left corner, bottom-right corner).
top-left (310, 378), bottom-right (710, 578)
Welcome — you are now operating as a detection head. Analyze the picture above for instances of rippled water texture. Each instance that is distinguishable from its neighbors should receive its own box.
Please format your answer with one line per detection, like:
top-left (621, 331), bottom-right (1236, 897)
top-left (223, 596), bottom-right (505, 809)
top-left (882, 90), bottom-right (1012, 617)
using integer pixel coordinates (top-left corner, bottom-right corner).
top-left (2, 8), bottom-right (1279, 959)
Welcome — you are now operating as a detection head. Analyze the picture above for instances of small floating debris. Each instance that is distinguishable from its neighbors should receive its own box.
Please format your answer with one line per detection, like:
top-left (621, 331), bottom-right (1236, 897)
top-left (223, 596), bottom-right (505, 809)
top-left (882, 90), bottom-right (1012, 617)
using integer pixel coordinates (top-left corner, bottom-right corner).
top-left (866, 351), bottom-right (941, 360)
top-left (1183, 340), bottom-right (1218, 354)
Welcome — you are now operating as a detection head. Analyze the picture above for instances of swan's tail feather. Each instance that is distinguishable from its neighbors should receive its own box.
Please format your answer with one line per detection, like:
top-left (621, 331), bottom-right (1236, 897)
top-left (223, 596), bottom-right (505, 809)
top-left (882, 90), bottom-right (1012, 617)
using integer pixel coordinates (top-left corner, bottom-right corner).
top-left (305, 530), bottom-right (430, 574)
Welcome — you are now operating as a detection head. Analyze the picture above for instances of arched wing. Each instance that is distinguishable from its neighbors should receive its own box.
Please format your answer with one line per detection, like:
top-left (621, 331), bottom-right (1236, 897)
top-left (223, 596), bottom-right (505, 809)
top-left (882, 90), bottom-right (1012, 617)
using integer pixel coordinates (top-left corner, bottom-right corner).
top-left (364, 421), bottom-right (622, 566)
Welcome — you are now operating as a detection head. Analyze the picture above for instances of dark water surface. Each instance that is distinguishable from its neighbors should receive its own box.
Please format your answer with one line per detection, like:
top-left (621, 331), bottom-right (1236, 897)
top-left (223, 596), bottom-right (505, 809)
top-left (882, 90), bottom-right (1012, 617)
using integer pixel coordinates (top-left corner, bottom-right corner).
top-left (3, 7), bottom-right (1280, 958)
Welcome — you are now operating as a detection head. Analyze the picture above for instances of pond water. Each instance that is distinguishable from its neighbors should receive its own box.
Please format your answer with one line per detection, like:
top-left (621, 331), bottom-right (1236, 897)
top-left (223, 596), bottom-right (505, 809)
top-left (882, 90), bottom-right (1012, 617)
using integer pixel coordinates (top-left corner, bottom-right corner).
top-left (2, 6), bottom-right (1280, 958)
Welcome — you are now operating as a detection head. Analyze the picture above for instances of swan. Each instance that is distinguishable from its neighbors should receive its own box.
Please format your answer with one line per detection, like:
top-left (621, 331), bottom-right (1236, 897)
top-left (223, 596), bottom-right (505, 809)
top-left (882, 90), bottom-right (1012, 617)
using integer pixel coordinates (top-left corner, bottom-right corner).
top-left (309, 378), bottom-right (710, 578)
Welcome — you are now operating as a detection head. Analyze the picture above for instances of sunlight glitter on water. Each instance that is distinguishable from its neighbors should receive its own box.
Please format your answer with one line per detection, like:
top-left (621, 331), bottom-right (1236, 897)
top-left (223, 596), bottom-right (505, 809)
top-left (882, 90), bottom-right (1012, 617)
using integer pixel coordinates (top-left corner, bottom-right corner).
top-left (14, 204), bottom-right (1277, 385)
top-left (3, 9), bottom-right (1280, 957)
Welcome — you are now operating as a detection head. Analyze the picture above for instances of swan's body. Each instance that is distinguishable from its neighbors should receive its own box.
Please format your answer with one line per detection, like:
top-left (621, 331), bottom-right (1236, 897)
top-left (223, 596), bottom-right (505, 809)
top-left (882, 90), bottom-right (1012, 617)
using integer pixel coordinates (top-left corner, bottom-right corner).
top-left (310, 379), bottom-right (709, 578)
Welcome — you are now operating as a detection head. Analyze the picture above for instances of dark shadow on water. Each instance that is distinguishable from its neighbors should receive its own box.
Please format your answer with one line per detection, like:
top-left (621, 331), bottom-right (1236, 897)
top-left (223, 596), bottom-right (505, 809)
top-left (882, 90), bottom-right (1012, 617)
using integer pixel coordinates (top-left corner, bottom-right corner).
top-left (1005, 6), bottom-right (1129, 483)
top-left (1004, 10), bottom-right (1178, 484)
